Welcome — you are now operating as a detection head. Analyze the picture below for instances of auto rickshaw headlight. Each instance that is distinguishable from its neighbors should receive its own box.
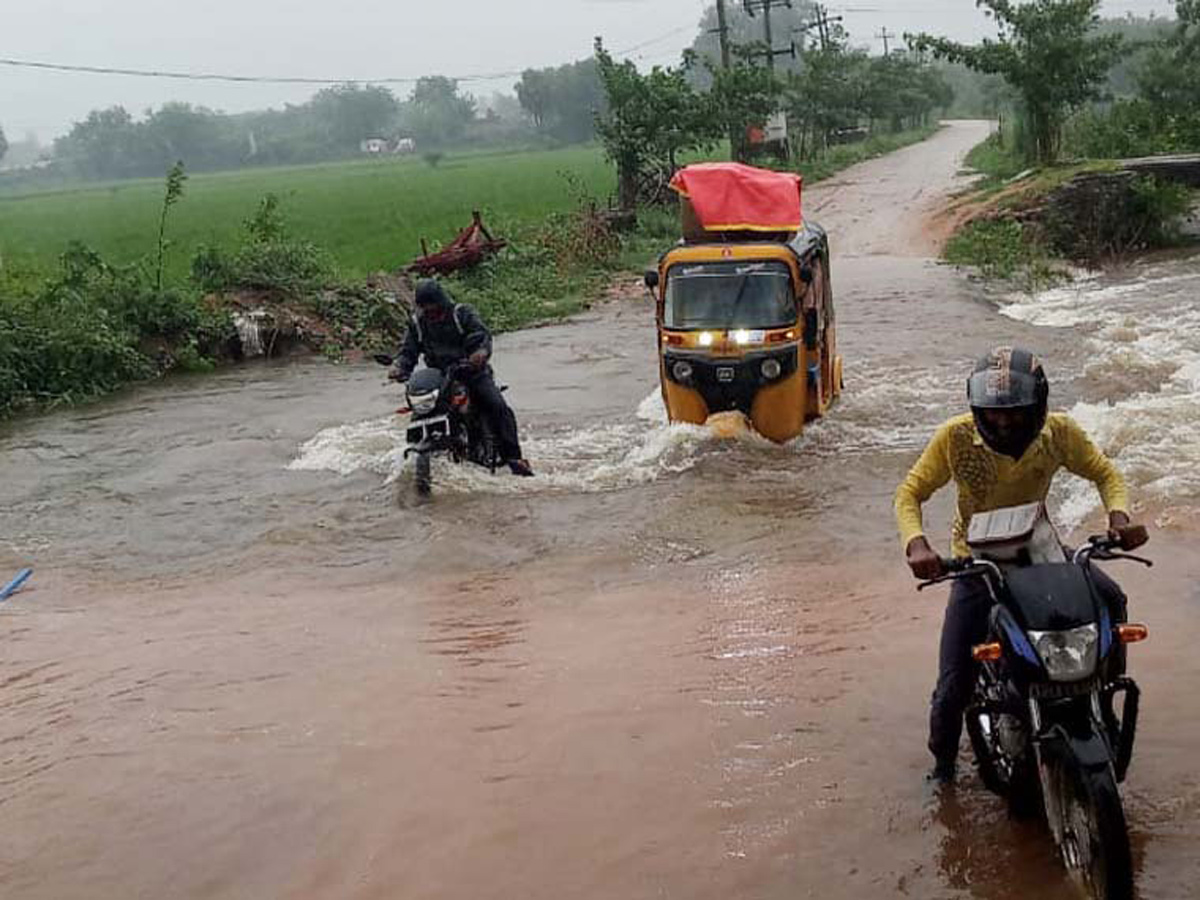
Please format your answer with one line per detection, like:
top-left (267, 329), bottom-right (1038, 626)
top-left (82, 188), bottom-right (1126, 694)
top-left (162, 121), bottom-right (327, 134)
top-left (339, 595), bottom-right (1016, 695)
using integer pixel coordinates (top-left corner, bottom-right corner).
top-left (761, 359), bottom-right (783, 380)
top-left (698, 332), bottom-right (715, 347)
top-left (673, 360), bottom-right (694, 382)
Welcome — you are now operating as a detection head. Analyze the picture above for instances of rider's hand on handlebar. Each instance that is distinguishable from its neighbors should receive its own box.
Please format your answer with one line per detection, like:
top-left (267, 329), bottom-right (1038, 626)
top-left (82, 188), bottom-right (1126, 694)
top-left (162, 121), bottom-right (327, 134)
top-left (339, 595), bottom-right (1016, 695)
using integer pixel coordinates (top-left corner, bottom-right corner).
top-left (906, 536), bottom-right (946, 581)
top-left (387, 364), bottom-right (409, 383)
top-left (468, 350), bottom-right (489, 369)
top-left (1108, 511), bottom-right (1149, 551)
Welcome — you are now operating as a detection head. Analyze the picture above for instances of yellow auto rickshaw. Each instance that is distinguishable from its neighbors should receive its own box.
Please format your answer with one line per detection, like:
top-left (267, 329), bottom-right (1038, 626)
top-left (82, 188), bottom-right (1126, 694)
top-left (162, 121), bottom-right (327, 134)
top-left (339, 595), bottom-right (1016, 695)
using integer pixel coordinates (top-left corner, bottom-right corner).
top-left (644, 163), bottom-right (843, 444)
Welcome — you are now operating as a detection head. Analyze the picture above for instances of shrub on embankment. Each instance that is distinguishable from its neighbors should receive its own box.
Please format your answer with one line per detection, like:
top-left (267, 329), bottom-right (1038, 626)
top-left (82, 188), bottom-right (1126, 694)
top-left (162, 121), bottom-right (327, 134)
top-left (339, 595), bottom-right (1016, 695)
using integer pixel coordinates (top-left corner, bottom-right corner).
top-left (944, 132), bottom-right (1198, 285)
top-left (0, 176), bottom-right (623, 416)
top-left (0, 175), bottom-right (410, 416)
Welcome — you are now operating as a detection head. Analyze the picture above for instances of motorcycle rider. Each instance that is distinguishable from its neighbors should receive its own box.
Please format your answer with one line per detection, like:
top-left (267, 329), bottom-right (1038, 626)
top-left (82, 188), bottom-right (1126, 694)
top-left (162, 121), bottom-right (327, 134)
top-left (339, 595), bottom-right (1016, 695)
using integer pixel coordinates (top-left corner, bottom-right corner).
top-left (389, 280), bottom-right (534, 477)
top-left (894, 347), bottom-right (1147, 784)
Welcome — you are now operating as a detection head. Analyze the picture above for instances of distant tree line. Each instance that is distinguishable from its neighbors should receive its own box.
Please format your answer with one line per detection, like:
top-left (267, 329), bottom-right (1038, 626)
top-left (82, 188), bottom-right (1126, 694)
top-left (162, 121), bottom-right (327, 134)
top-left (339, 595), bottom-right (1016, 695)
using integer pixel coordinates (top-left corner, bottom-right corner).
top-left (39, 78), bottom-right (497, 181)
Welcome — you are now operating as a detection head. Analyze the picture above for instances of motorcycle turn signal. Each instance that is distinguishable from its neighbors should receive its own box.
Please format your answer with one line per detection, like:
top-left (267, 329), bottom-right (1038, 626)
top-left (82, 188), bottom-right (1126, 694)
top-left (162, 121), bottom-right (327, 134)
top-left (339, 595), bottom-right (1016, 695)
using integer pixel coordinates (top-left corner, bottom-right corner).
top-left (972, 642), bottom-right (1003, 662)
top-left (1116, 623), bottom-right (1149, 644)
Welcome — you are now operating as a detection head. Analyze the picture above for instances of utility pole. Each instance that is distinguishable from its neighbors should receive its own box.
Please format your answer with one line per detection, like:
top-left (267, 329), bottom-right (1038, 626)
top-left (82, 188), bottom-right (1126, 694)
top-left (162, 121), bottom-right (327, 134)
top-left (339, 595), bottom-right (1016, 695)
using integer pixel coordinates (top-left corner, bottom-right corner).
top-left (797, 4), bottom-right (843, 53)
top-left (877, 26), bottom-right (895, 56)
top-left (714, 0), bottom-right (741, 160)
top-left (742, 0), bottom-right (795, 70)
top-left (715, 0), bottom-right (732, 70)
top-left (764, 1), bottom-right (775, 70)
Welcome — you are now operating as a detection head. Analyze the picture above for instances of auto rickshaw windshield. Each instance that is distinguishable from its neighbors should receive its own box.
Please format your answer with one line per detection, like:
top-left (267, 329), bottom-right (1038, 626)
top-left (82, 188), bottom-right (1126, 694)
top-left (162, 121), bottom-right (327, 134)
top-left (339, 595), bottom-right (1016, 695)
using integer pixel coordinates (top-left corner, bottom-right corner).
top-left (664, 261), bottom-right (796, 330)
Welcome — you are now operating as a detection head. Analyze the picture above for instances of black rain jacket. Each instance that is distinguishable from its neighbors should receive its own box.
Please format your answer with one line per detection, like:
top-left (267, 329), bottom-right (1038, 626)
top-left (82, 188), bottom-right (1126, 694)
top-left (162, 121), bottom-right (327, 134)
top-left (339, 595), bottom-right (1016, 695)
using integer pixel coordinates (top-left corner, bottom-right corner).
top-left (393, 287), bottom-right (492, 380)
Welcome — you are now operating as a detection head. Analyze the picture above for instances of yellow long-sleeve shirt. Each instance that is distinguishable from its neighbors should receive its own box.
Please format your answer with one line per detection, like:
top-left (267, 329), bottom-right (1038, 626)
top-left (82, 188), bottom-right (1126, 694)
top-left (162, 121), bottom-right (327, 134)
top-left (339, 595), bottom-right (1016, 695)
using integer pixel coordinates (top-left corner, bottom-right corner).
top-left (895, 412), bottom-right (1129, 558)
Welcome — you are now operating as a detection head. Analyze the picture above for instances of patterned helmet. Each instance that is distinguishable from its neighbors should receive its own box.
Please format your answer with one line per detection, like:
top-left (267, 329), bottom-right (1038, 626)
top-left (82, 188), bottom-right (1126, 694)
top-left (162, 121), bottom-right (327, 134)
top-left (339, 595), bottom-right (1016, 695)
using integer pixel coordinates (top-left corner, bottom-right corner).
top-left (967, 347), bottom-right (1049, 456)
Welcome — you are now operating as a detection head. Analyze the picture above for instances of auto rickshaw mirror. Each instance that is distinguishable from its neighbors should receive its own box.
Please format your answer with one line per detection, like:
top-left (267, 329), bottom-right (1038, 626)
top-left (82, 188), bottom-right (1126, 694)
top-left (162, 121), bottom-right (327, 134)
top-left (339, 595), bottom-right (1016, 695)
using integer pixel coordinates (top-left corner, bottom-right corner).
top-left (644, 269), bottom-right (660, 290)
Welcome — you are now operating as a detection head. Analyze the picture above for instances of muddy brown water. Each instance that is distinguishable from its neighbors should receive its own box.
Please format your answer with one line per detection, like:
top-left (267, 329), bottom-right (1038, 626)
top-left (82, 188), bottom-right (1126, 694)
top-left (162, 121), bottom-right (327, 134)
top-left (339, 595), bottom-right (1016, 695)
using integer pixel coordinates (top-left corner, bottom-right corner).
top-left (3, 121), bottom-right (1199, 899)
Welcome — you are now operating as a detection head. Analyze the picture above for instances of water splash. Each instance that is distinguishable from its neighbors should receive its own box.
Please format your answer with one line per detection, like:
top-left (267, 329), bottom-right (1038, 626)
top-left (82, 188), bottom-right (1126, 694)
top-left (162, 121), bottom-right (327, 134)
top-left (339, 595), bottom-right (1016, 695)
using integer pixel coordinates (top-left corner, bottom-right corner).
top-left (1000, 258), bottom-right (1200, 522)
top-left (289, 391), bottom-right (724, 495)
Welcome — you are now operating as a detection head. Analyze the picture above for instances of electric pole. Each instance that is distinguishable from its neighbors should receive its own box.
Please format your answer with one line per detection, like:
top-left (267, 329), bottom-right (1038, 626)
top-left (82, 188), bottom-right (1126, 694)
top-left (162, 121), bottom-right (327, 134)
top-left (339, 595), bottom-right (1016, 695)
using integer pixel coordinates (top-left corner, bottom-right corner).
top-left (714, 0), bottom-right (741, 160)
top-left (797, 4), bottom-right (842, 53)
top-left (715, 0), bottom-right (732, 70)
top-left (877, 27), bottom-right (895, 56)
top-left (742, 0), bottom-right (795, 70)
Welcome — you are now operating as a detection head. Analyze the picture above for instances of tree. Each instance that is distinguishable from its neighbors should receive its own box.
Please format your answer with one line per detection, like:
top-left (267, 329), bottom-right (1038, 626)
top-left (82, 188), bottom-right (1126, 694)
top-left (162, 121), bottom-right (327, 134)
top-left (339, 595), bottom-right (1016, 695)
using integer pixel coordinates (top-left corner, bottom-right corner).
top-left (594, 38), bottom-right (716, 209)
top-left (515, 69), bottom-right (552, 129)
top-left (54, 107), bottom-right (143, 178)
top-left (516, 59), bottom-right (605, 143)
top-left (403, 76), bottom-right (476, 147)
top-left (787, 31), bottom-right (869, 158)
top-left (708, 50), bottom-right (782, 161)
top-left (144, 103), bottom-right (241, 170)
top-left (310, 84), bottom-right (402, 150)
top-left (910, 1), bottom-right (1127, 164)
top-left (1139, 1), bottom-right (1200, 117)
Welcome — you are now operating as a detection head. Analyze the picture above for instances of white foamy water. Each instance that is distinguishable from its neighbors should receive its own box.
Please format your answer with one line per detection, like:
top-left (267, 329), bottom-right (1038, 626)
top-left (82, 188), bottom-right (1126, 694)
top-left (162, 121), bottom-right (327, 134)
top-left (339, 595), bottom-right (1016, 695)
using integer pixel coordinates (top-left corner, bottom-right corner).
top-left (289, 391), bottom-right (733, 495)
top-left (1000, 258), bottom-right (1200, 521)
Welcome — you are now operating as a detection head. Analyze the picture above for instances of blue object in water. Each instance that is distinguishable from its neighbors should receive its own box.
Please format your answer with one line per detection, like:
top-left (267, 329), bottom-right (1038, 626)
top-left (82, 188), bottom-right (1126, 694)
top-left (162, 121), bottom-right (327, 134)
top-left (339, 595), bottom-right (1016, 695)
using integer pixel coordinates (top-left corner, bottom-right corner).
top-left (0, 568), bottom-right (33, 602)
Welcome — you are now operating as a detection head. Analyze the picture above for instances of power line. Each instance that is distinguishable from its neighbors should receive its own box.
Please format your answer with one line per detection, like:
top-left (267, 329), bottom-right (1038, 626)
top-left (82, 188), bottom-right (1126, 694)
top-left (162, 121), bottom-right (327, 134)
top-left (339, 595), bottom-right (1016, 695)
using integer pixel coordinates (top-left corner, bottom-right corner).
top-left (0, 30), bottom-right (690, 89)
top-left (0, 56), bottom-right (524, 86)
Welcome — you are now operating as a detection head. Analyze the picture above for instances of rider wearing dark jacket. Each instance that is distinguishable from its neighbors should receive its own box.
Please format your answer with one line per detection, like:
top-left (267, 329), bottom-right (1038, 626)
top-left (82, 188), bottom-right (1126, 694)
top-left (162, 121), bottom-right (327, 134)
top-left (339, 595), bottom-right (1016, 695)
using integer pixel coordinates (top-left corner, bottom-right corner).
top-left (390, 280), bottom-right (533, 476)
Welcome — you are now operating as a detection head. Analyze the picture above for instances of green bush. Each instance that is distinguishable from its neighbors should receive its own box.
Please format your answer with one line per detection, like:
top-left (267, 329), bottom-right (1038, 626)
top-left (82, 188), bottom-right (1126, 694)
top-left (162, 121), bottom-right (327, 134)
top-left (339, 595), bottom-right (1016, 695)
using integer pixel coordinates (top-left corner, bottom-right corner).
top-left (0, 256), bottom-right (152, 414)
top-left (0, 240), bottom-right (237, 415)
top-left (191, 194), bottom-right (335, 296)
top-left (944, 217), bottom-right (1062, 291)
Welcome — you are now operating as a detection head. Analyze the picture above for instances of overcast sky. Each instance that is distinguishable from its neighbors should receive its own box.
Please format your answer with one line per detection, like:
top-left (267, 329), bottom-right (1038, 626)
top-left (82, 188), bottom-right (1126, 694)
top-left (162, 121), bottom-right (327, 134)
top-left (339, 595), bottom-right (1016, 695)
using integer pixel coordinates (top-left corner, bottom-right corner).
top-left (1, 0), bottom-right (1180, 142)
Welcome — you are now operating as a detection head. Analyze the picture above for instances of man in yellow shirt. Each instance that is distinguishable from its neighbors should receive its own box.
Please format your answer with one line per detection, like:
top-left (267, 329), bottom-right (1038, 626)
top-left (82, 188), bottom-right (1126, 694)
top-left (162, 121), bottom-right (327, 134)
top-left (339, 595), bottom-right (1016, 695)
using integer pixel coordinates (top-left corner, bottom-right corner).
top-left (895, 347), bottom-right (1146, 783)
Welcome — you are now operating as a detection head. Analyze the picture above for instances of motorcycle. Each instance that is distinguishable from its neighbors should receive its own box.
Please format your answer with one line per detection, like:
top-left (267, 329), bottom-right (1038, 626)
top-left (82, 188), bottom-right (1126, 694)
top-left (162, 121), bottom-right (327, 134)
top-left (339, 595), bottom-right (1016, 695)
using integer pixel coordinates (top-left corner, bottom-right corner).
top-left (918, 504), bottom-right (1151, 900)
top-left (373, 355), bottom-right (502, 497)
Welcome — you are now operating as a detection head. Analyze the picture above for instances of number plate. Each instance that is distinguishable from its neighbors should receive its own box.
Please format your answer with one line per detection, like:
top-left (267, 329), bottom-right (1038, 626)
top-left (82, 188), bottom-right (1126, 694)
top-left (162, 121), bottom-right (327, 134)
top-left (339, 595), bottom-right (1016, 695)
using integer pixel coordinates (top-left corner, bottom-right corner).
top-left (407, 415), bottom-right (450, 445)
top-left (716, 367), bottom-right (735, 383)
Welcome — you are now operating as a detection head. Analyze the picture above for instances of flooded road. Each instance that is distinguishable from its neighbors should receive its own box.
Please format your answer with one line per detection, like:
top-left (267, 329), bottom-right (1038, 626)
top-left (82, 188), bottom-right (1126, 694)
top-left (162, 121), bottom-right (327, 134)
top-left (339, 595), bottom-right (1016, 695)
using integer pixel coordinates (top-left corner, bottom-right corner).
top-left (3, 120), bottom-right (1199, 899)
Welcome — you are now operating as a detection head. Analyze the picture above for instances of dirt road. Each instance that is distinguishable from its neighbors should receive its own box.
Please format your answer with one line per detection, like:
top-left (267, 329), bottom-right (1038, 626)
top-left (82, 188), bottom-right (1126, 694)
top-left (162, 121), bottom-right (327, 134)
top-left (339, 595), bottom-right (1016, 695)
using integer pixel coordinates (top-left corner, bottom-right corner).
top-left (3, 121), bottom-right (1198, 899)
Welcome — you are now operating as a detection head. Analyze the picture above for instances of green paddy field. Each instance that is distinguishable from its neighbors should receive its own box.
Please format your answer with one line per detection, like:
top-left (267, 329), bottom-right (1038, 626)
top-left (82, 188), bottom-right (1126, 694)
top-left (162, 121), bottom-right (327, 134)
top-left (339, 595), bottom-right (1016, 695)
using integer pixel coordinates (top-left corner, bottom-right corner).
top-left (0, 146), bottom-right (617, 280)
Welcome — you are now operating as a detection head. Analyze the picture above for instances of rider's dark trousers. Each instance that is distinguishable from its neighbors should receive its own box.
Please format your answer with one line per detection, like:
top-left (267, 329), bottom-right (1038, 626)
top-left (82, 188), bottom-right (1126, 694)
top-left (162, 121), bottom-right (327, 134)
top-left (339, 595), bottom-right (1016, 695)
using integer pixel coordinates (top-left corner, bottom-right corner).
top-left (929, 565), bottom-right (1127, 768)
top-left (462, 368), bottom-right (523, 462)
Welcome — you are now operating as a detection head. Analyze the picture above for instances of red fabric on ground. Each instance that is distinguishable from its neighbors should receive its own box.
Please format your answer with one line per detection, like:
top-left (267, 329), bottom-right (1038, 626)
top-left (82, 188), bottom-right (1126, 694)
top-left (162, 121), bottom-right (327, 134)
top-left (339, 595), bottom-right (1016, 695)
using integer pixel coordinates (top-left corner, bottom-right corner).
top-left (669, 163), bottom-right (803, 232)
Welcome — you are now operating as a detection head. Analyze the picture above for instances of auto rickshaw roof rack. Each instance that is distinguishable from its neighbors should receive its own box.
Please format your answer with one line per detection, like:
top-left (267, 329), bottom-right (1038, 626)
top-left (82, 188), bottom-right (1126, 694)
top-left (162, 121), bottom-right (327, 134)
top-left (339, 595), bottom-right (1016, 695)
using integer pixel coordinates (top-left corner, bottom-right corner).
top-left (669, 162), bottom-right (809, 246)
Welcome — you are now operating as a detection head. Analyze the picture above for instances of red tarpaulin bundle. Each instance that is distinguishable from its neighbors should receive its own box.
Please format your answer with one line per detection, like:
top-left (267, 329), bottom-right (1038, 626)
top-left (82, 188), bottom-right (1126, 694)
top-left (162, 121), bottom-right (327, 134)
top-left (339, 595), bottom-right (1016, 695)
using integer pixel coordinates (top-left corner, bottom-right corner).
top-left (669, 162), bottom-right (803, 233)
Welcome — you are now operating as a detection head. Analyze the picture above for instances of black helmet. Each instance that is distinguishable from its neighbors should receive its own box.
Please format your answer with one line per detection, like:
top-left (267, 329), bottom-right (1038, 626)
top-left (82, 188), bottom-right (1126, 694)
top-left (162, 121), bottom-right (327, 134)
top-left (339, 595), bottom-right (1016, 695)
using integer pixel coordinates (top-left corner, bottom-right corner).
top-left (967, 346), bottom-right (1049, 458)
top-left (414, 280), bottom-right (452, 309)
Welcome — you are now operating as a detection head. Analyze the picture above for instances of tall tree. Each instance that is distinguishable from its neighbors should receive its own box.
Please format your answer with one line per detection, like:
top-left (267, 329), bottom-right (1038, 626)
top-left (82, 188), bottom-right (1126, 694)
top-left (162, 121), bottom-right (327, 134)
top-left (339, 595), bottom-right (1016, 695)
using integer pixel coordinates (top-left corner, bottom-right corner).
top-left (311, 84), bottom-right (402, 150)
top-left (54, 107), bottom-right (143, 178)
top-left (1139, 1), bottom-right (1200, 115)
top-left (594, 39), bottom-right (715, 209)
top-left (910, 1), bottom-right (1126, 163)
top-left (707, 50), bottom-right (782, 161)
top-left (516, 59), bottom-right (605, 143)
top-left (404, 77), bottom-right (476, 147)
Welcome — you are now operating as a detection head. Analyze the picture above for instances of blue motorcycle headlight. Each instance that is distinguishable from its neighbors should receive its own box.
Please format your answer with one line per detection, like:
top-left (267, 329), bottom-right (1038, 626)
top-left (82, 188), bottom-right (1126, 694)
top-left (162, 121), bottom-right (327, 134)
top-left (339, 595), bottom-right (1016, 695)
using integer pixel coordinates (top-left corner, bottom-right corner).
top-left (1028, 624), bottom-right (1100, 682)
